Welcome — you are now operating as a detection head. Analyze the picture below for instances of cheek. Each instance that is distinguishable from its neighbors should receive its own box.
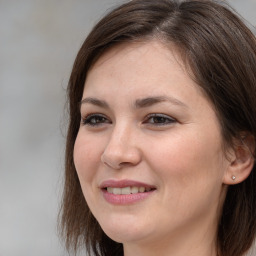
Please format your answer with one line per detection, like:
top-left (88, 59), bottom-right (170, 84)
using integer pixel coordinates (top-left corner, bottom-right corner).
top-left (73, 131), bottom-right (102, 185)
top-left (144, 129), bottom-right (225, 187)
top-left (145, 133), bottom-right (225, 220)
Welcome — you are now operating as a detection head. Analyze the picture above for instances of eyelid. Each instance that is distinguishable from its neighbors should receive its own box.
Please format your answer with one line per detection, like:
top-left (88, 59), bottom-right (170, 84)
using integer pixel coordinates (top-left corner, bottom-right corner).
top-left (143, 113), bottom-right (177, 125)
top-left (82, 113), bottom-right (107, 119)
top-left (81, 113), bottom-right (111, 126)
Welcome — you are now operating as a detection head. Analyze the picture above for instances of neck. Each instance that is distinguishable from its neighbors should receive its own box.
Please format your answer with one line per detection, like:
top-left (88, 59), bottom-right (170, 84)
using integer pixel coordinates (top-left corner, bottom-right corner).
top-left (124, 234), bottom-right (217, 256)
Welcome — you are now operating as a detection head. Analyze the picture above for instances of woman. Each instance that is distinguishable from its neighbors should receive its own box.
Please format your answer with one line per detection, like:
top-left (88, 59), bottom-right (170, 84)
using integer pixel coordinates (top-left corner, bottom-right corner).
top-left (59, 0), bottom-right (256, 255)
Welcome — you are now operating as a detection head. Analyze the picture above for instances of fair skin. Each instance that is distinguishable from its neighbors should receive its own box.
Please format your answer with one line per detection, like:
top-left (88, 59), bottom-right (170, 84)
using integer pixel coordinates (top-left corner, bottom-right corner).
top-left (74, 41), bottom-right (250, 256)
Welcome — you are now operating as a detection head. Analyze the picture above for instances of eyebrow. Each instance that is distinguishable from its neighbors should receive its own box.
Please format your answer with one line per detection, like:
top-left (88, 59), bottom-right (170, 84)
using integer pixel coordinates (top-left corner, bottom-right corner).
top-left (134, 96), bottom-right (188, 109)
top-left (80, 97), bottom-right (109, 108)
top-left (80, 95), bottom-right (188, 109)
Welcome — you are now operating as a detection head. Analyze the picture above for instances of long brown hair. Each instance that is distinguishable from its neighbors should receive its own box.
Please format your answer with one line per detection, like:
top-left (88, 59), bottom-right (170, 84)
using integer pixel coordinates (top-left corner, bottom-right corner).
top-left (59, 1), bottom-right (256, 255)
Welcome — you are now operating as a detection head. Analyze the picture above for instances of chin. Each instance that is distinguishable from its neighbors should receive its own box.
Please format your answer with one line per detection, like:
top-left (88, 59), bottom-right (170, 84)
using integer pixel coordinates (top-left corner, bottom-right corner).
top-left (98, 214), bottom-right (153, 243)
top-left (103, 228), bottom-right (150, 244)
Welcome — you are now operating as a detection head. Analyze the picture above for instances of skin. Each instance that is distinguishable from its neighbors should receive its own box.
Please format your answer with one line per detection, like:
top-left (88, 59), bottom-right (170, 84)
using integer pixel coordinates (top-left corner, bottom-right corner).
top-left (74, 40), bottom-right (233, 256)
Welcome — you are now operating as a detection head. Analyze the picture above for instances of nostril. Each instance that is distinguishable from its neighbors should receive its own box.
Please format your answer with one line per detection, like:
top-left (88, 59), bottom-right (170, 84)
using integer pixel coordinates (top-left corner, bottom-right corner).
top-left (101, 142), bottom-right (142, 169)
top-left (102, 160), bottom-right (122, 170)
top-left (119, 162), bottom-right (133, 167)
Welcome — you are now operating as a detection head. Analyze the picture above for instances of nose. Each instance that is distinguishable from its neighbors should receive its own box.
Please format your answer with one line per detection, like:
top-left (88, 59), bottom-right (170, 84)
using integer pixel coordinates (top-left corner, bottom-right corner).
top-left (101, 125), bottom-right (142, 170)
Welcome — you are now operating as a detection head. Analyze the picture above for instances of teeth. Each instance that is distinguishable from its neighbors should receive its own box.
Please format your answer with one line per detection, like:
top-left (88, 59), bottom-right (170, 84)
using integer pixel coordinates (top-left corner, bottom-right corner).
top-left (106, 186), bottom-right (152, 195)
top-left (121, 187), bottom-right (131, 195)
top-left (139, 187), bottom-right (145, 193)
top-left (113, 188), bottom-right (121, 195)
top-left (107, 187), bottom-right (113, 193)
top-left (131, 186), bottom-right (139, 194)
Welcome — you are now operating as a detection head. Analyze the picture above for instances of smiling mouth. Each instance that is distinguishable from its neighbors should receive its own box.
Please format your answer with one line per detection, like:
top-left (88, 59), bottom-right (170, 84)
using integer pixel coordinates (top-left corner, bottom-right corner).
top-left (104, 186), bottom-right (156, 195)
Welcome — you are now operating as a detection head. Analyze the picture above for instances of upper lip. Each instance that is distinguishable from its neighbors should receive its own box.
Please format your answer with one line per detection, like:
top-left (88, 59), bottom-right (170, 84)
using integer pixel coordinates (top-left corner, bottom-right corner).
top-left (100, 179), bottom-right (156, 189)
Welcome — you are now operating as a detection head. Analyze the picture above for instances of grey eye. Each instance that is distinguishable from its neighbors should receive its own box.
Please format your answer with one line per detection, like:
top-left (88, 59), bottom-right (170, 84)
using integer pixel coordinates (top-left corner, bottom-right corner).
top-left (145, 114), bottom-right (176, 126)
top-left (82, 114), bottom-right (110, 126)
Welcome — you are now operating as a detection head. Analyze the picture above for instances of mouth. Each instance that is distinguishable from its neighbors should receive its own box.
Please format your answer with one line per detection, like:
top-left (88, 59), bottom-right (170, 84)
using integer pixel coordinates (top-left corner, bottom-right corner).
top-left (100, 179), bottom-right (156, 205)
top-left (103, 186), bottom-right (156, 195)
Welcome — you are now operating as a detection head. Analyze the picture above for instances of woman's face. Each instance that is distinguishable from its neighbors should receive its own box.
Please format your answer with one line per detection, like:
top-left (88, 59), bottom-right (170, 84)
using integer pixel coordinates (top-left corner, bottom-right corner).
top-left (74, 41), bottom-right (229, 249)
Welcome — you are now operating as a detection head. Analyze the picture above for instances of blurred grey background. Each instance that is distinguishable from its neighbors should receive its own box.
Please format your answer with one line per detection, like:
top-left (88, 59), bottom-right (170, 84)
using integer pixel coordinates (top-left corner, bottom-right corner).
top-left (0, 0), bottom-right (255, 256)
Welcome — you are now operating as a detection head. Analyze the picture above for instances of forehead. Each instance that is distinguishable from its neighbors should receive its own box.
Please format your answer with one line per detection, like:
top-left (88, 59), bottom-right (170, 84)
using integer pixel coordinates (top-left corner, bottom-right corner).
top-left (89, 40), bottom-right (186, 73)
top-left (84, 40), bottom-right (204, 100)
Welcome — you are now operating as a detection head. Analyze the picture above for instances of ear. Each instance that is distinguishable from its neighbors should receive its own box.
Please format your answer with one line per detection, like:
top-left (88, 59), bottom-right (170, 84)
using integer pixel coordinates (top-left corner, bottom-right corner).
top-left (223, 134), bottom-right (255, 185)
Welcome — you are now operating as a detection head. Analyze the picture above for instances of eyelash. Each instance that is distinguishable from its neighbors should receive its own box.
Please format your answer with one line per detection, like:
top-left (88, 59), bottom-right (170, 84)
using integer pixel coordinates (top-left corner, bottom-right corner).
top-left (81, 114), bottom-right (111, 126)
top-left (81, 113), bottom-right (177, 127)
top-left (143, 113), bottom-right (176, 126)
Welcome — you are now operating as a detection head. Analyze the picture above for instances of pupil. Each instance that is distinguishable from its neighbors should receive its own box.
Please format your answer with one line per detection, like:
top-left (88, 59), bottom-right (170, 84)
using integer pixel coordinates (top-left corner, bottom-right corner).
top-left (156, 117), bottom-right (164, 123)
top-left (96, 116), bottom-right (104, 123)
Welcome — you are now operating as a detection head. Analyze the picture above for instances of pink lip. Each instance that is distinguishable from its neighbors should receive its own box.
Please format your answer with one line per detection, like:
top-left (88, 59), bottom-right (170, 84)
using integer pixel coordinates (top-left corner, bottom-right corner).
top-left (100, 179), bottom-right (156, 205)
top-left (100, 179), bottom-right (155, 189)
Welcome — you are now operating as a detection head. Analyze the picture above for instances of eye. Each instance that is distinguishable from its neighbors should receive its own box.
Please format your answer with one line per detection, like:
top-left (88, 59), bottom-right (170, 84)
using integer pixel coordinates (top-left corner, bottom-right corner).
top-left (143, 113), bottom-right (176, 126)
top-left (81, 114), bottom-right (111, 126)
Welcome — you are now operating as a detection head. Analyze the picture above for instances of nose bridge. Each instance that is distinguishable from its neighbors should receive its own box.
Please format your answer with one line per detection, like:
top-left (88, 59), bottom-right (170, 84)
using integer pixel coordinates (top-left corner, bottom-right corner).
top-left (112, 121), bottom-right (132, 146)
top-left (101, 120), bottom-right (141, 169)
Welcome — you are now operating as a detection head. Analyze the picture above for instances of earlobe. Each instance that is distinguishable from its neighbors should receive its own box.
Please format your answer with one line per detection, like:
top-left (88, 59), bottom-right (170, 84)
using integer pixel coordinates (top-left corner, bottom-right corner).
top-left (223, 135), bottom-right (255, 185)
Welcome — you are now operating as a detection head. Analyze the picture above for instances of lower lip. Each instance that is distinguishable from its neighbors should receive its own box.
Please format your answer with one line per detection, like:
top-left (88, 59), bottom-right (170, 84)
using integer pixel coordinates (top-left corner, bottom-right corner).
top-left (102, 189), bottom-right (155, 205)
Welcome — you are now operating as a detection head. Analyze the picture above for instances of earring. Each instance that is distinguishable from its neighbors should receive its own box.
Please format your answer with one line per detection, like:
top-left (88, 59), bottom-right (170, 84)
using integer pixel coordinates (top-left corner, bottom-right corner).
top-left (232, 175), bottom-right (236, 180)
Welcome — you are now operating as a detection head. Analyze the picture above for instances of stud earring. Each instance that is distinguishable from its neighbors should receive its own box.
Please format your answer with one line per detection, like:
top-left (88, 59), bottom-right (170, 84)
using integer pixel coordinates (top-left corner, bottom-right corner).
top-left (232, 175), bottom-right (236, 180)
